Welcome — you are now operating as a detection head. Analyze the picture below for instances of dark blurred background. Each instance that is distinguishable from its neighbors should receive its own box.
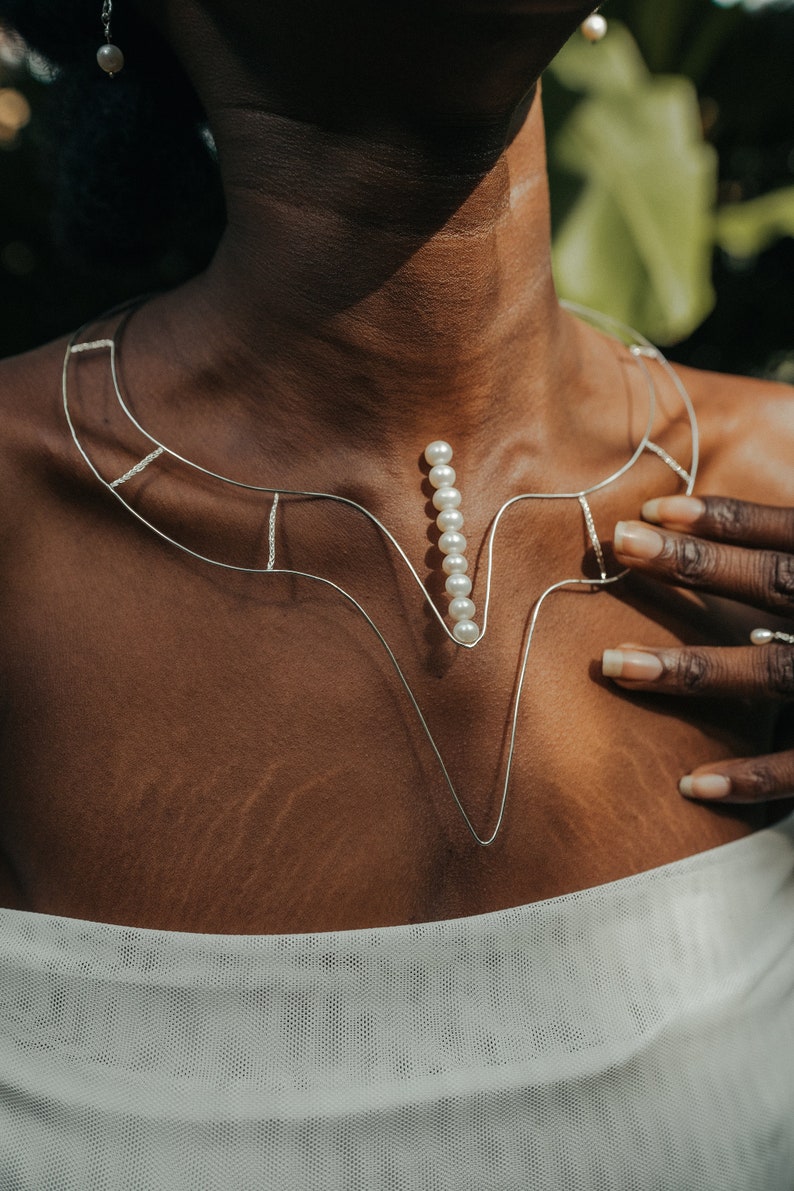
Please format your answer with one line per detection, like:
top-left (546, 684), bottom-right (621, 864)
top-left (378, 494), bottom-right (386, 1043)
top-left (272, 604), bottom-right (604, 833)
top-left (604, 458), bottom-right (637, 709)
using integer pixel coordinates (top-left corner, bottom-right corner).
top-left (0, 0), bottom-right (792, 377)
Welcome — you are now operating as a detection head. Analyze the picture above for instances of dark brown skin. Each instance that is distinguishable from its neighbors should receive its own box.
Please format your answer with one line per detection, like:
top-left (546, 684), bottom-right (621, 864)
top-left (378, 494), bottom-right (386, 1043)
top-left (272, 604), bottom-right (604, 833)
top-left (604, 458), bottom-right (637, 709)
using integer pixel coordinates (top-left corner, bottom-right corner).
top-left (0, 0), bottom-right (791, 934)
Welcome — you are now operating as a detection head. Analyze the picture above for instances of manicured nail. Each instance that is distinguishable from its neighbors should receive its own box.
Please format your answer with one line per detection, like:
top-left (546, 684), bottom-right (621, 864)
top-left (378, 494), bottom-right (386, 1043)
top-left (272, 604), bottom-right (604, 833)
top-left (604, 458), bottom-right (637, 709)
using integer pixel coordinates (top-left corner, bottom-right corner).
top-left (613, 521), bottom-right (664, 560)
top-left (642, 496), bottom-right (705, 527)
top-left (602, 649), bottom-right (664, 681)
top-left (679, 773), bottom-right (732, 800)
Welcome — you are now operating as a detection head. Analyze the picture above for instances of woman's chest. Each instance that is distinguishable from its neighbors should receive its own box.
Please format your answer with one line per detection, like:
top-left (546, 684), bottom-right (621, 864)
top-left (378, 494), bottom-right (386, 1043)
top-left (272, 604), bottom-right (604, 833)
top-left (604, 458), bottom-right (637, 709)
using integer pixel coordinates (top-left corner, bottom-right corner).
top-left (0, 537), bottom-right (773, 932)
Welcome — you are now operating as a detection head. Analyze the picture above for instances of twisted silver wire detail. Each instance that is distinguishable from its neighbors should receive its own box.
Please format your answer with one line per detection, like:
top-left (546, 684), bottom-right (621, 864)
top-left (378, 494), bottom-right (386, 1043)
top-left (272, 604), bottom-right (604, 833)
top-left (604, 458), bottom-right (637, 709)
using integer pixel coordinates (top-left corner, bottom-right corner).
top-left (110, 446), bottom-right (165, 489)
top-left (644, 440), bottom-right (693, 486)
top-left (578, 495), bottom-right (608, 581)
top-left (267, 493), bottom-right (279, 572)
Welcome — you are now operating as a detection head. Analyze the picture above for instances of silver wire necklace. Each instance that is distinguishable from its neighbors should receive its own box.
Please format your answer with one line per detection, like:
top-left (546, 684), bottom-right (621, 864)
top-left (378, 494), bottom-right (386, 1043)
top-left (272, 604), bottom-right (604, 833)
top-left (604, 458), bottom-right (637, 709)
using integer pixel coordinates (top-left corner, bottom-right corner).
top-left (62, 298), bottom-right (699, 846)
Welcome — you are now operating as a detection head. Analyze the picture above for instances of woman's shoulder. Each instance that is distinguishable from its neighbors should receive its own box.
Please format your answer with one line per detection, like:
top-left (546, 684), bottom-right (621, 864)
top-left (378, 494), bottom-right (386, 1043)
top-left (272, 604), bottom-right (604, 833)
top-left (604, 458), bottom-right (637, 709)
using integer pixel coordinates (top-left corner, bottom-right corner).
top-left (0, 334), bottom-right (81, 528)
top-left (0, 333), bottom-right (73, 443)
top-left (674, 363), bottom-right (794, 506)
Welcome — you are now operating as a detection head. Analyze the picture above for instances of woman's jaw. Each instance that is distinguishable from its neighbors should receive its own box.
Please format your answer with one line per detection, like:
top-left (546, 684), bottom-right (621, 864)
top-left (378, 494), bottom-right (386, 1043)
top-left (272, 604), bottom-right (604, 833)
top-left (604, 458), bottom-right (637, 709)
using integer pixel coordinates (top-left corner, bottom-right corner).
top-left (141, 0), bottom-right (596, 151)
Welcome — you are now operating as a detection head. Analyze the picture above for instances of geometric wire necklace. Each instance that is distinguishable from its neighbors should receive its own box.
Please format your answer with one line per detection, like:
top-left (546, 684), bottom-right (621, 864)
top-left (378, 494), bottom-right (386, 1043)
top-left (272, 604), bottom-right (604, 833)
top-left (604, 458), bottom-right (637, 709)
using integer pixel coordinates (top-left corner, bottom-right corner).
top-left (62, 298), bottom-right (699, 846)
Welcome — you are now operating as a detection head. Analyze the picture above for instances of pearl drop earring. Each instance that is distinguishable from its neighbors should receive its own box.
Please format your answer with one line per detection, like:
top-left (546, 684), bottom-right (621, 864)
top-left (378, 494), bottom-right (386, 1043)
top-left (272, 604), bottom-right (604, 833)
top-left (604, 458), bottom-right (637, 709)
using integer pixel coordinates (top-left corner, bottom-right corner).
top-left (750, 628), bottom-right (794, 646)
top-left (97, 0), bottom-right (125, 76)
top-left (581, 11), bottom-right (608, 42)
top-left (424, 441), bottom-right (479, 644)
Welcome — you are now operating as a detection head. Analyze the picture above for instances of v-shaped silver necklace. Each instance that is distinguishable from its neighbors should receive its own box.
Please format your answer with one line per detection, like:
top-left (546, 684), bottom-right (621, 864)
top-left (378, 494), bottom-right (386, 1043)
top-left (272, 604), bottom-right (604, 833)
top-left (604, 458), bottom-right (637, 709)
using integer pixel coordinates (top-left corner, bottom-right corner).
top-left (62, 299), bottom-right (698, 846)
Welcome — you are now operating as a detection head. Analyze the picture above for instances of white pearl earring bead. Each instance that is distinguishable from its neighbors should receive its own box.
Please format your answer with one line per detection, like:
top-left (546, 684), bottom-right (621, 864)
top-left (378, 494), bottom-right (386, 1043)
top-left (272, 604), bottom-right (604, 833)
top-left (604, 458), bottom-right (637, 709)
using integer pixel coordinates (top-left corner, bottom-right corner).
top-left (449, 597), bottom-right (476, 623)
top-left (442, 553), bottom-right (468, 576)
top-left (749, 627), bottom-right (794, 645)
top-left (432, 486), bottom-right (462, 511)
top-left (436, 508), bottom-right (464, 533)
top-left (97, 43), bottom-right (125, 73)
top-left (428, 463), bottom-right (456, 490)
top-left (445, 572), bottom-right (472, 598)
top-left (581, 12), bottom-right (607, 41)
top-left (438, 531), bottom-right (467, 556)
top-left (453, 619), bottom-right (480, 645)
top-left (424, 441), bottom-right (453, 467)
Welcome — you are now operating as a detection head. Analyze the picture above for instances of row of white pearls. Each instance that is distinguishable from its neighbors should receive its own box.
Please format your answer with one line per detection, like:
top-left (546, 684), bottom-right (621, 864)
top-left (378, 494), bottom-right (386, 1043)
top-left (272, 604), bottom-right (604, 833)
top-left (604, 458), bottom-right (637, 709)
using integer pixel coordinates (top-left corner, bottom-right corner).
top-left (424, 441), bottom-right (480, 645)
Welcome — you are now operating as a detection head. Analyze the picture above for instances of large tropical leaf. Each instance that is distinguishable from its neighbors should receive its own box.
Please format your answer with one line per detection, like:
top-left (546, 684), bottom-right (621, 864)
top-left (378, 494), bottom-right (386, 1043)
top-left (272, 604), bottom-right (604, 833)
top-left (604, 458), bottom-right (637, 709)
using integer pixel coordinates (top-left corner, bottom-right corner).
top-left (715, 187), bottom-right (794, 258)
top-left (548, 24), bottom-right (718, 344)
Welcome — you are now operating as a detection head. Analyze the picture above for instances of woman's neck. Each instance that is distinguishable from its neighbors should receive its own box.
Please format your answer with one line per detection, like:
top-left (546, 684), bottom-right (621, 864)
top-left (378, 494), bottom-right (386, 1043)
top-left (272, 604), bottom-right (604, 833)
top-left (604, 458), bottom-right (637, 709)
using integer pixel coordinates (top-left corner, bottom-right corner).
top-left (127, 93), bottom-right (585, 477)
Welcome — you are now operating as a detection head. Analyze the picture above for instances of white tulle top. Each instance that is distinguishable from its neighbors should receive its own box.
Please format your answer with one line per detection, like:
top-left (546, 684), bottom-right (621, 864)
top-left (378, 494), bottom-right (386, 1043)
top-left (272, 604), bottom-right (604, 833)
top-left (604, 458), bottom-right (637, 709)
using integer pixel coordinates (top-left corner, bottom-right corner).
top-left (1, 812), bottom-right (793, 1190)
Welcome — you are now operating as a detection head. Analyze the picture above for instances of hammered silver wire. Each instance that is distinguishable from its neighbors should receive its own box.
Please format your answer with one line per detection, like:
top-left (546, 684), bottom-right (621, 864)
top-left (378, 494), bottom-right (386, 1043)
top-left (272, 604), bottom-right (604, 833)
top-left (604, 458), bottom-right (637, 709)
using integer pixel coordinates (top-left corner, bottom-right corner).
top-left (62, 298), bottom-right (699, 846)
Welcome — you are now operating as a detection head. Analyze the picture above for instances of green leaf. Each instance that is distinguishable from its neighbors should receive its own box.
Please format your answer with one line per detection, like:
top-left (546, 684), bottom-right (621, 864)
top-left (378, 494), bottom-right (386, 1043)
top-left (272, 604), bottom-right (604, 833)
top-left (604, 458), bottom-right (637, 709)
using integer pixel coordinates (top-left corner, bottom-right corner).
top-left (549, 22), bottom-right (649, 96)
top-left (548, 27), bottom-right (718, 344)
top-left (715, 187), bottom-right (794, 258)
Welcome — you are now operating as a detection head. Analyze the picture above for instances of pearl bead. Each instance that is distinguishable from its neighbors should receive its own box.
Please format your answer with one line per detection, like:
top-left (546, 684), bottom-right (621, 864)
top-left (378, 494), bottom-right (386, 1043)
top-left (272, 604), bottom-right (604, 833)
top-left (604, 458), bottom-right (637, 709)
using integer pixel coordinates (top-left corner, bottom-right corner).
top-left (449, 597), bottom-right (476, 623)
top-left (432, 486), bottom-right (461, 511)
top-left (436, 508), bottom-right (463, 533)
top-left (750, 627), bottom-right (774, 646)
top-left (424, 440), bottom-right (453, 467)
top-left (97, 43), bottom-right (125, 73)
top-left (438, 530), bottom-right (467, 556)
top-left (445, 572), bottom-right (472, 598)
top-left (581, 13), bottom-right (607, 41)
top-left (428, 463), bottom-right (456, 490)
top-left (453, 619), bottom-right (480, 644)
top-left (442, 553), bottom-right (468, 575)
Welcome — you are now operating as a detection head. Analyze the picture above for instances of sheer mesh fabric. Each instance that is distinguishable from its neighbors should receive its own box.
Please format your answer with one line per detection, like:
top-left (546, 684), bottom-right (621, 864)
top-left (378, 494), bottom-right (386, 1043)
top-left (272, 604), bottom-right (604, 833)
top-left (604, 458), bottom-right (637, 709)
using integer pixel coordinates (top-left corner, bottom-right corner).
top-left (1, 813), bottom-right (793, 1190)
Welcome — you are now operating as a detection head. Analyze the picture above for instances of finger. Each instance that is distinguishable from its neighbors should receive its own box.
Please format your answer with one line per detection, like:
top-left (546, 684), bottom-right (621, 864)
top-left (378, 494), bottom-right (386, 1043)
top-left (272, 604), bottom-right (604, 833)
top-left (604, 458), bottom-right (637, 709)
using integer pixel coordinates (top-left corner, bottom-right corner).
top-left (641, 495), bottom-right (794, 552)
top-left (612, 520), bottom-right (794, 614)
top-left (601, 643), bottom-right (794, 699)
top-left (678, 751), bottom-right (794, 804)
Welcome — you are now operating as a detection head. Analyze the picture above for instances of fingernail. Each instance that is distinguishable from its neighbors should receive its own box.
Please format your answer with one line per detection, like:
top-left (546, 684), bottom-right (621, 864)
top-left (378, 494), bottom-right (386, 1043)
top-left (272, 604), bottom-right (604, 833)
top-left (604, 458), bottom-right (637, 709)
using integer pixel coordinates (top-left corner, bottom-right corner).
top-left (642, 496), bottom-right (705, 527)
top-left (602, 649), bottom-right (664, 681)
top-left (613, 521), bottom-right (664, 560)
top-left (679, 773), bottom-right (732, 800)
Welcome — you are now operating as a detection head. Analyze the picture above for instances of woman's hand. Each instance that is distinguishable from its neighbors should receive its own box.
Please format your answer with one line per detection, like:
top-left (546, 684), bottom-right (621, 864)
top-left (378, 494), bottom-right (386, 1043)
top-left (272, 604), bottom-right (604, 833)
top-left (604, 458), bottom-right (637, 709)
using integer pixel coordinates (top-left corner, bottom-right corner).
top-left (602, 494), bottom-right (794, 804)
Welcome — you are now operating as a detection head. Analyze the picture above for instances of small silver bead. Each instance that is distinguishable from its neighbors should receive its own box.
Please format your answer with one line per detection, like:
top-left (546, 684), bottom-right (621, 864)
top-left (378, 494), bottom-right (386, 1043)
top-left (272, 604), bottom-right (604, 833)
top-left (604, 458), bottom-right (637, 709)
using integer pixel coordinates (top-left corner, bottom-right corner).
top-left (97, 43), bottom-right (125, 74)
